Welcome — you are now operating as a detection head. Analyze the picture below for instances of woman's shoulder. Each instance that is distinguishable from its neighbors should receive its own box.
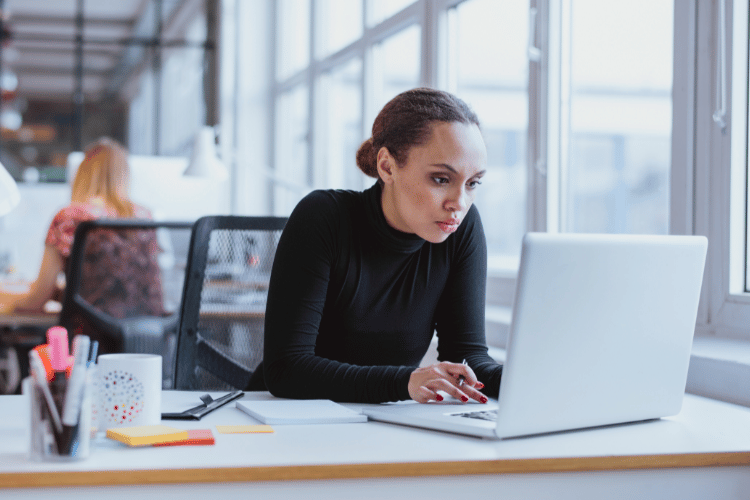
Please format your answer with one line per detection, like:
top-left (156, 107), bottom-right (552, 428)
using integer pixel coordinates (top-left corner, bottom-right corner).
top-left (283, 189), bottom-right (362, 247)
top-left (131, 203), bottom-right (153, 219)
top-left (298, 188), bottom-right (361, 209)
top-left (51, 201), bottom-right (110, 225)
top-left (45, 202), bottom-right (106, 258)
top-left (290, 188), bottom-right (361, 223)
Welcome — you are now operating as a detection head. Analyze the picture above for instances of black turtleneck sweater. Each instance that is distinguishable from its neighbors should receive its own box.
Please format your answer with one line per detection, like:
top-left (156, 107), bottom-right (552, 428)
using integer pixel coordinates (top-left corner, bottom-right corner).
top-left (262, 182), bottom-right (502, 403)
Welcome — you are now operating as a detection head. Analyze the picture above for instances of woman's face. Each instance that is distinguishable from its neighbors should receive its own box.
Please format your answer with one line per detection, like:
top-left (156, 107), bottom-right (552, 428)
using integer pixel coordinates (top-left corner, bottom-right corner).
top-left (378, 121), bottom-right (487, 244)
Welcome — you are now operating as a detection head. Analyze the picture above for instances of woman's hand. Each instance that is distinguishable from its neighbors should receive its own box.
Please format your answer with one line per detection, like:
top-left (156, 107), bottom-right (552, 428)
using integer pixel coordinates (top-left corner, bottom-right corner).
top-left (408, 361), bottom-right (487, 404)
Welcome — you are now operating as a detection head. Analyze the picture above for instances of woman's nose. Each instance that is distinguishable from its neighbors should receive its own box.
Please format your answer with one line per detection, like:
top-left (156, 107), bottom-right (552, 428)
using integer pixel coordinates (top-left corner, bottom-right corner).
top-left (445, 186), bottom-right (469, 213)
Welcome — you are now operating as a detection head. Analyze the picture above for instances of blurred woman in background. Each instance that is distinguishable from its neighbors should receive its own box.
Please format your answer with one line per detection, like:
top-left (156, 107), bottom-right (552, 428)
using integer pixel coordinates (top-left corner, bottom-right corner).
top-left (0, 137), bottom-right (154, 313)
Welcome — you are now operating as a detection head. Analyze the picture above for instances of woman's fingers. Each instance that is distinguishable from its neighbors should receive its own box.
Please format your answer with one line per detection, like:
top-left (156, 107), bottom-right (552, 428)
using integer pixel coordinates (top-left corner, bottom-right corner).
top-left (429, 378), bottom-right (487, 404)
top-left (408, 361), bottom-right (488, 404)
top-left (413, 385), bottom-right (444, 403)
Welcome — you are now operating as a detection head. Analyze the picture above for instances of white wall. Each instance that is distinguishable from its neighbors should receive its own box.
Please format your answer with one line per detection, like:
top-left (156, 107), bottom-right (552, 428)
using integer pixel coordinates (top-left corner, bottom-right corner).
top-left (0, 183), bottom-right (69, 281)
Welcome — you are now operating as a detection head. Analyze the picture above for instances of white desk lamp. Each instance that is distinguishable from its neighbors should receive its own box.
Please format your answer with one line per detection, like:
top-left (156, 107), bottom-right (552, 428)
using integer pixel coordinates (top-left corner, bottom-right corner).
top-left (183, 126), bottom-right (229, 180)
top-left (0, 161), bottom-right (20, 216)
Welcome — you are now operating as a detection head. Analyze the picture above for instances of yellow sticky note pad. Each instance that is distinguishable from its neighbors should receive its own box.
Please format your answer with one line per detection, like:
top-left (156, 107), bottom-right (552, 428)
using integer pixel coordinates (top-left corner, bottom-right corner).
top-left (107, 425), bottom-right (189, 447)
top-left (216, 425), bottom-right (274, 434)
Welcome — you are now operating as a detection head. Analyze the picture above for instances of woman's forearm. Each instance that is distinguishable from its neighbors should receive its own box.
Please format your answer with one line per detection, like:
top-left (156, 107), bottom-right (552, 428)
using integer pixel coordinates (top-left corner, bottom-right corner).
top-left (5, 245), bottom-right (64, 312)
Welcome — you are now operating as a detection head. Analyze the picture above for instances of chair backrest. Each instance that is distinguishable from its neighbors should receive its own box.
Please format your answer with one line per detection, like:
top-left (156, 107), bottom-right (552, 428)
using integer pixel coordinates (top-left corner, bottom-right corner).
top-left (60, 219), bottom-right (194, 386)
top-left (173, 216), bottom-right (287, 390)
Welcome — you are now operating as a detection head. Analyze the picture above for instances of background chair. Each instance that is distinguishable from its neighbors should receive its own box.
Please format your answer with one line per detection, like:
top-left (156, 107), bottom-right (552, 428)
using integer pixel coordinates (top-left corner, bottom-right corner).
top-left (173, 216), bottom-right (287, 391)
top-left (59, 219), bottom-right (193, 387)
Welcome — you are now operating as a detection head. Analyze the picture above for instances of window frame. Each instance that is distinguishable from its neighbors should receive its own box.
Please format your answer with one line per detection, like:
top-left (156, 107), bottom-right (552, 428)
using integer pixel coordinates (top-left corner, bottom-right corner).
top-left (693, 0), bottom-right (750, 341)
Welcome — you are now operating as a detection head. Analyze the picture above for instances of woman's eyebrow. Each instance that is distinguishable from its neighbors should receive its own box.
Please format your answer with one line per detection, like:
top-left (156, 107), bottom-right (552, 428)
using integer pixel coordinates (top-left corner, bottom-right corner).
top-left (430, 163), bottom-right (487, 177)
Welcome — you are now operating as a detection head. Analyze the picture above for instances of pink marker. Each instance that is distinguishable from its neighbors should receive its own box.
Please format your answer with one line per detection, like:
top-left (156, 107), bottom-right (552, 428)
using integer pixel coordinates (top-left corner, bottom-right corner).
top-left (47, 326), bottom-right (69, 371)
top-left (45, 326), bottom-right (69, 417)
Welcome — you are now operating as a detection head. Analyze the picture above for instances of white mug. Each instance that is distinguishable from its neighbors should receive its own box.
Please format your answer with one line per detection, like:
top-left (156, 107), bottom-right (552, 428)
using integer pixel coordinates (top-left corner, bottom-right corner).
top-left (95, 354), bottom-right (162, 430)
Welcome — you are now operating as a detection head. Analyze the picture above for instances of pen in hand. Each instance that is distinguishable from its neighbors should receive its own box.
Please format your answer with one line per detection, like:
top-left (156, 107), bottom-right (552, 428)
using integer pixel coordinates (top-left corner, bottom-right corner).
top-left (457, 359), bottom-right (488, 404)
top-left (457, 359), bottom-right (468, 388)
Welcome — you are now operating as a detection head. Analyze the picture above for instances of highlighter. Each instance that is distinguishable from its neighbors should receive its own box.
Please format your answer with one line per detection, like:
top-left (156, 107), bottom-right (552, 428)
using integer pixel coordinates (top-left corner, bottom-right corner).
top-left (46, 326), bottom-right (70, 417)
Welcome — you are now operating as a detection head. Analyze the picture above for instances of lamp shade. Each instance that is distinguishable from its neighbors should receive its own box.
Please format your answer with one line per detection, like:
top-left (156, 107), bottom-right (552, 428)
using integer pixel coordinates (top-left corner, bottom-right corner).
top-left (0, 161), bottom-right (20, 216)
top-left (183, 126), bottom-right (229, 180)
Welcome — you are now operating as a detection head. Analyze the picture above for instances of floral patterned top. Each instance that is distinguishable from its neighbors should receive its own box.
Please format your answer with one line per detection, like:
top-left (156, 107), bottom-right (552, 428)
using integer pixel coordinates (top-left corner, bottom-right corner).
top-left (45, 199), bottom-right (166, 353)
top-left (45, 198), bottom-right (152, 261)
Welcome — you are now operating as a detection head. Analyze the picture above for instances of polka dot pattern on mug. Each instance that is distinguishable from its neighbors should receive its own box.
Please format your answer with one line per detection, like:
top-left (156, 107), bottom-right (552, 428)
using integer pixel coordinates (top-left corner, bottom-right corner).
top-left (102, 370), bottom-right (144, 425)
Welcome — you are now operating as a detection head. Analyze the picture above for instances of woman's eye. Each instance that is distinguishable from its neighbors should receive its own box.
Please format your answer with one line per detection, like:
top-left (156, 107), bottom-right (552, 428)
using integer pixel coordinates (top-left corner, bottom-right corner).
top-left (432, 176), bottom-right (450, 185)
top-left (468, 180), bottom-right (483, 189)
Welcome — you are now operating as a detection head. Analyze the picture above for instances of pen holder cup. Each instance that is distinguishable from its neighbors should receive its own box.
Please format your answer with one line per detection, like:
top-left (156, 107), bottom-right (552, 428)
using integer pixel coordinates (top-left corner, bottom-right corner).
top-left (23, 375), bottom-right (93, 461)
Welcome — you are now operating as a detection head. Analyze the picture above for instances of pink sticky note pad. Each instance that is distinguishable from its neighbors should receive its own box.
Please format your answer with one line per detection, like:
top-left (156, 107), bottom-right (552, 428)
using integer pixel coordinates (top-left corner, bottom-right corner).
top-left (153, 429), bottom-right (215, 446)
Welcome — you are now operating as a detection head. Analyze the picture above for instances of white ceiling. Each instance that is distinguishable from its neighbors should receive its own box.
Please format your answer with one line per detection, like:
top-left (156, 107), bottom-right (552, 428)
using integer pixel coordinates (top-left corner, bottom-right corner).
top-left (3, 0), bottom-right (155, 101)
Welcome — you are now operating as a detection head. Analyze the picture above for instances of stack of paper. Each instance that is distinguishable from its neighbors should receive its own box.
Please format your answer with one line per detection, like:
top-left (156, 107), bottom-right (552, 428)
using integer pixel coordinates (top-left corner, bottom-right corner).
top-left (236, 399), bottom-right (367, 424)
top-left (106, 425), bottom-right (189, 447)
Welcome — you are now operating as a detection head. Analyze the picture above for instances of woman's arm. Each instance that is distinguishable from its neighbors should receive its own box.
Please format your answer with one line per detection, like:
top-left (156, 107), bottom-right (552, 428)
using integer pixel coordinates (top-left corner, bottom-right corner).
top-left (434, 206), bottom-right (503, 398)
top-left (263, 192), bottom-right (414, 403)
top-left (2, 245), bottom-right (63, 312)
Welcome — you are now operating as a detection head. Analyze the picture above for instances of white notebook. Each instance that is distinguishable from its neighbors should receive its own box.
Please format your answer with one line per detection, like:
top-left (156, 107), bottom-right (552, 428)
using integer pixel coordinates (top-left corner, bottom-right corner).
top-left (236, 399), bottom-right (368, 425)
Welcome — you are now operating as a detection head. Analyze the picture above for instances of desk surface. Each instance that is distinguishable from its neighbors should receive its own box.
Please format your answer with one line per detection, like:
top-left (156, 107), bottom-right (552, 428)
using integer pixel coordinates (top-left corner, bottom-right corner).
top-left (0, 391), bottom-right (748, 489)
top-left (0, 311), bottom-right (57, 329)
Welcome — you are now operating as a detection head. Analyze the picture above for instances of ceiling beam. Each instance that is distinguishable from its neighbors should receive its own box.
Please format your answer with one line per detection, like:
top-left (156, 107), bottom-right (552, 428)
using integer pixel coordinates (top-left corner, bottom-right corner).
top-left (9, 14), bottom-right (136, 28)
top-left (10, 32), bottom-right (210, 48)
top-left (12, 45), bottom-right (120, 58)
top-left (13, 65), bottom-right (112, 77)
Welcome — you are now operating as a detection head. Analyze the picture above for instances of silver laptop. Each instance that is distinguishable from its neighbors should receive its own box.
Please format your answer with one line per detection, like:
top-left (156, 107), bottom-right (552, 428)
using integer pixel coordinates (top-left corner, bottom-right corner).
top-left (362, 233), bottom-right (708, 439)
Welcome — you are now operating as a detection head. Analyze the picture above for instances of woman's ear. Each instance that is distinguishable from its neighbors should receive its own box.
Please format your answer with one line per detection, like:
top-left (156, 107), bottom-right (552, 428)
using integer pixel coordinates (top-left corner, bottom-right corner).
top-left (376, 147), bottom-right (396, 185)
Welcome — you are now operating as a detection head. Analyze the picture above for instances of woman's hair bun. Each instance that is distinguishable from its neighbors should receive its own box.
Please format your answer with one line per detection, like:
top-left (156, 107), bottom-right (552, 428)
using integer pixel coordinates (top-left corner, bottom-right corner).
top-left (356, 138), bottom-right (378, 178)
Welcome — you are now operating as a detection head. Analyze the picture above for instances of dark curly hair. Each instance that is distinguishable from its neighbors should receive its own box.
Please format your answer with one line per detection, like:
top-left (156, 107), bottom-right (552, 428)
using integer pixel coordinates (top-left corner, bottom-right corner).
top-left (356, 88), bottom-right (480, 180)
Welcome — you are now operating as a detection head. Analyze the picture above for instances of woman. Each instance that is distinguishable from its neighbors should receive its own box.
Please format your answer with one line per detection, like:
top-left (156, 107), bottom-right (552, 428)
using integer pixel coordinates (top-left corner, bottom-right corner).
top-left (0, 137), bottom-right (156, 314)
top-left (260, 88), bottom-right (503, 404)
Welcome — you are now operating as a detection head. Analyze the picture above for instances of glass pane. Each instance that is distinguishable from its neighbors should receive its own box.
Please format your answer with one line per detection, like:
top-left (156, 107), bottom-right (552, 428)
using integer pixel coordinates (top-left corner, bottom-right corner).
top-left (452, 0), bottom-right (529, 268)
top-left (368, 0), bottom-right (416, 26)
top-left (277, 0), bottom-right (310, 80)
top-left (317, 58), bottom-right (365, 190)
top-left (372, 24), bottom-right (421, 111)
top-left (274, 85), bottom-right (309, 214)
top-left (567, 0), bottom-right (673, 234)
top-left (317, 0), bottom-right (363, 58)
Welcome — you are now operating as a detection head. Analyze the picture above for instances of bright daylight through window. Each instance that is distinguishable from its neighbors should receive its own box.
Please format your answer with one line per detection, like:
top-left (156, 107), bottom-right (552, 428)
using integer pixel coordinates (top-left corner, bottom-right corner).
top-left (267, 0), bottom-right (673, 274)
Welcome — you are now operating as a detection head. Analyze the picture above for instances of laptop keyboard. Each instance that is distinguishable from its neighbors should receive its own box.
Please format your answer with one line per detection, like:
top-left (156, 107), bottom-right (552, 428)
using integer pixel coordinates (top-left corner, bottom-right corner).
top-left (453, 409), bottom-right (498, 422)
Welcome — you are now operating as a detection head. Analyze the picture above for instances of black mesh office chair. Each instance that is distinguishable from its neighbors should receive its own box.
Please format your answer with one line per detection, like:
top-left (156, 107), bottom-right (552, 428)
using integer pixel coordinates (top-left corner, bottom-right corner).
top-left (173, 216), bottom-right (287, 391)
top-left (59, 219), bottom-right (194, 387)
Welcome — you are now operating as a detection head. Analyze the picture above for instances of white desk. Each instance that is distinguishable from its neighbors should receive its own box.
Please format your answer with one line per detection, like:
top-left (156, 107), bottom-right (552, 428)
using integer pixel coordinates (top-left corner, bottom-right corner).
top-left (0, 391), bottom-right (749, 499)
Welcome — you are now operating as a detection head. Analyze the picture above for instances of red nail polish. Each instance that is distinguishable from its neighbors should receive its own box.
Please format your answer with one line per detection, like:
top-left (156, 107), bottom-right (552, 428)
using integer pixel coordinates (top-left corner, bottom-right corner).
top-left (476, 382), bottom-right (485, 390)
top-left (480, 396), bottom-right (488, 404)
top-left (436, 394), bottom-right (444, 401)
top-left (461, 395), bottom-right (469, 402)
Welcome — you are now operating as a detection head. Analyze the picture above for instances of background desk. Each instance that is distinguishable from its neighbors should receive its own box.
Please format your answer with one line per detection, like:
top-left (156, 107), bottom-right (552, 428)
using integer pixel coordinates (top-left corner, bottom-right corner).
top-left (0, 311), bottom-right (56, 394)
top-left (0, 391), bottom-right (749, 499)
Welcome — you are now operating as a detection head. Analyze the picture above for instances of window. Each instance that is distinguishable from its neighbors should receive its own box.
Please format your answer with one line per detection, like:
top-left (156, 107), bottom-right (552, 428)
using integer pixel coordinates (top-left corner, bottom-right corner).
top-left (372, 25), bottom-right (422, 111)
top-left (274, 85), bottom-right (310, 214)
top-left (448, 0), bottom-right (530, 268)
top-left (227, 0), bottom-right (750, 345)
top-left (698, 0), bottom-right (750, 340)
top-left (229, 0), bottom-right (676, 296)
top-left (316, 0), bottom-right (363, 58)
top-left (276, 0), bottom-right (310, 81)
top-left (316, 59), bottom-right (365, 190)
top-left (565, 0), bottom-right (672, 235)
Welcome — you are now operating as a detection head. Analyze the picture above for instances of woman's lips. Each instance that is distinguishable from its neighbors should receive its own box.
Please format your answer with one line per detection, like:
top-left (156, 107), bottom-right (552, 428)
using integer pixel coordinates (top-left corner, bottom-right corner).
top-left (437, 221), bottom-right (460, 233)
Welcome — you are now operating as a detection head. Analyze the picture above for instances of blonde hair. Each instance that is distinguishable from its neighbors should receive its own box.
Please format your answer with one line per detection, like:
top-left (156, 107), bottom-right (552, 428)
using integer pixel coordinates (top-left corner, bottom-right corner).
top-left (70, 137), bottom-right (135, 217)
